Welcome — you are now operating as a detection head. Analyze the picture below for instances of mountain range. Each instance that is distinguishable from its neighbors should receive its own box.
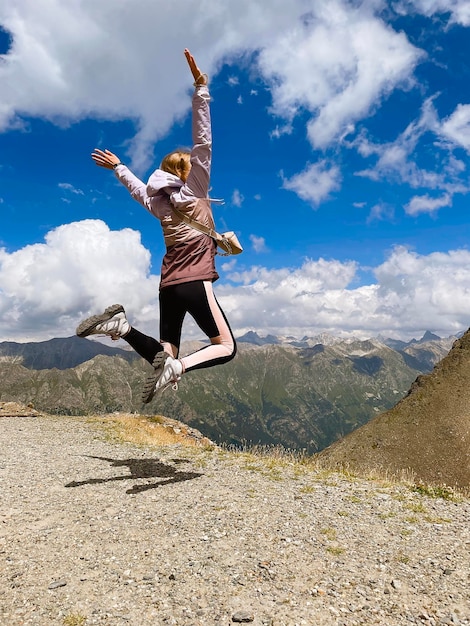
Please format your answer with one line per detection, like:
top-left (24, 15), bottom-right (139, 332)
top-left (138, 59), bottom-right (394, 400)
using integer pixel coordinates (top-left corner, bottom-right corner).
top-left (0, 330), bottom-right (459, 453)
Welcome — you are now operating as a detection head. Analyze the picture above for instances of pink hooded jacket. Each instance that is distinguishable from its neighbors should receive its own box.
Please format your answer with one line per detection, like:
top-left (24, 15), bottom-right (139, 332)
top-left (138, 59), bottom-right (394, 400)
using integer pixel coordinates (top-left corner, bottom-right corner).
top-left (113, 84), bottom-right (219, 289)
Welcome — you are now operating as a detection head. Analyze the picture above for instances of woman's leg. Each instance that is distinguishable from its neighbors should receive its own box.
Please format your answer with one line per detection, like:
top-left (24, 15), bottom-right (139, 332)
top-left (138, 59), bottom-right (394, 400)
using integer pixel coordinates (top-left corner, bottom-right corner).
top-left (179, 281), bottom-right (237, 372)
top-left (123, 327), bottom-right (164, 365)
top-left (76, 303), bottom-right (163, 366)
top-left (140, 285), bottom-right (187, 404)
top-left (159, 284), bottom-right (187, 357)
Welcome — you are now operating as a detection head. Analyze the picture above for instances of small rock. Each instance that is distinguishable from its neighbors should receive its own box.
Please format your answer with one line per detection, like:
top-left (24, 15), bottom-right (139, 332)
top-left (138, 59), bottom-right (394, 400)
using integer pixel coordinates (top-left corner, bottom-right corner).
top-left (232, 610), bottom-right (254, 623)
top-left (48, 580), bottom-right (66, 590)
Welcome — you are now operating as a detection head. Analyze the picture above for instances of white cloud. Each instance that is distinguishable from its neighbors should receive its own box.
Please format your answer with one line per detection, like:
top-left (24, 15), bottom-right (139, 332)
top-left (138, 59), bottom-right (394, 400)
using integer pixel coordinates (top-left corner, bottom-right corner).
top-left (451, 1), bottom-right (470, 25)
top-left (0, 220), bottom-right (159, 340)
top-left (58, 182), bottom-right (84, 195)
top-left (217, 247), bottom-right (470, 339)
top-left (440, 104), bottom-right (470, 152)
top-left (257, 1), bottom-right (422, 149)
top-left (1, 225), bottom-right (469, 341)
top-left (270, 123), bottom-right (294, 139)
top-left (282, 161), bottom-right (341, 206)
top-left (405, 193), bottom-right (451, 216)
top-left (355, 98), bottom-right (469, 198)
top-left (367, 203), bottom-right (395, 223)
top-left (372, 246), bottom-right (470, 334)
top-left (0, 0), bottom-right (299, 170)
top-left (225, 256), bottom-right (358, 297)
top-left (231, 189), bottom-right (244, 207)
top-left (355, 97), bottom-right (439, 182)
top-left (395, 0), bottom-right (470, 25)
top-left (0, 0), bottom-right (423, 172)
top-left (249, 235), bottom-right (268, 253)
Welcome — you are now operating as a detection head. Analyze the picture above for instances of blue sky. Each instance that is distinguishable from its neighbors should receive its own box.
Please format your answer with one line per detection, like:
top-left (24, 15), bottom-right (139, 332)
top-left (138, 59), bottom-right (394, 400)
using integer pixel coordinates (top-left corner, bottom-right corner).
top-left (1, 0), bottom-right (470, 342)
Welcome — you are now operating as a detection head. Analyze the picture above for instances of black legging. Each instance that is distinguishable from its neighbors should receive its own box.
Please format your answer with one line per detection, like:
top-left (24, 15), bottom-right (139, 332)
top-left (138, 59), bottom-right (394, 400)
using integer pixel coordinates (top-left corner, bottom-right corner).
top-left (124, 280), bottom-right (236, 373)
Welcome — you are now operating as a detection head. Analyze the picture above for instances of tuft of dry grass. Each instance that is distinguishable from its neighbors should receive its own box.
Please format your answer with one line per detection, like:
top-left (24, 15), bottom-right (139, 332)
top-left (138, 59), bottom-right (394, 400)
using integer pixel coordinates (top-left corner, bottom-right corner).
top-left (228, 444), bottom-right (468, 500)
top-left (315, 459), bottom-right (468, 500)
top-left (63, 615), bottom-right (87, 626)
top-left (88, 412), bottom-right (215, 449)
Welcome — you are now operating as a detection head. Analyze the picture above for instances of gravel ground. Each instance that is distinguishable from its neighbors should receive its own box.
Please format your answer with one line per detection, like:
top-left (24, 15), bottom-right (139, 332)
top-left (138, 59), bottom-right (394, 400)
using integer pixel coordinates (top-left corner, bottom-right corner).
top-left (1, 413), bottom-right (469, 626)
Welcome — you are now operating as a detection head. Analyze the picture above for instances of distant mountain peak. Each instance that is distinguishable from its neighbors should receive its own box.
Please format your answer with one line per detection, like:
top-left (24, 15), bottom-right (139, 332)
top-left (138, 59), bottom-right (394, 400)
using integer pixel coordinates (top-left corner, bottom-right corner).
top-left (236, 331), bottom-right (279, 346)
top-left (418, 330), bottom-right (441, 343)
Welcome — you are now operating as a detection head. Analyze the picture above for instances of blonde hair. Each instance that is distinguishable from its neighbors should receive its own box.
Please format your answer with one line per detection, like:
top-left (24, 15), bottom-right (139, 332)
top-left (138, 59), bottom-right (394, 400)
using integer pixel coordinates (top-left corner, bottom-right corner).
top-left (160, 150), bottom-right (191, 182)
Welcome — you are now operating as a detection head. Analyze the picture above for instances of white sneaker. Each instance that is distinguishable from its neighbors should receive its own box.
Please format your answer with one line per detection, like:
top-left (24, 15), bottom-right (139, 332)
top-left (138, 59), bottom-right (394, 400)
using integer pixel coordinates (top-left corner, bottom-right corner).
top-left (76, 304), bottom-right (130, 340)
top-left (141, 353), bottom-right (183, 404)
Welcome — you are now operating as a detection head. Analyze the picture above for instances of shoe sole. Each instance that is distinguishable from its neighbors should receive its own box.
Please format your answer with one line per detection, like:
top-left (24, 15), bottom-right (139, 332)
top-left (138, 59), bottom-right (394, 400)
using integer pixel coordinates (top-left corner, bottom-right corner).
top-left (76, 304), bottom-right (125, 338)
top-left (141, 351), bottom-right (170, 404)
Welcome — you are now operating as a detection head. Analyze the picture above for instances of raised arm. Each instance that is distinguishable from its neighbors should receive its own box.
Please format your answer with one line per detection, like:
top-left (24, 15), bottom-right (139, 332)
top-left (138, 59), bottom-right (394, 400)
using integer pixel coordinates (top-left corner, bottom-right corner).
top-left (173, 49), bottom-right (211, 203)
top-left (91, 148), bottom-right (149, 209)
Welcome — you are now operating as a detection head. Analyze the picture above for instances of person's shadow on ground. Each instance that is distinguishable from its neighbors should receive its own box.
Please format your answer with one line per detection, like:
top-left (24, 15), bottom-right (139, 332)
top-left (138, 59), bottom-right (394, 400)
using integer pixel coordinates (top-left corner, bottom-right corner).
top-left (65, 455), bottom-right (203, 494)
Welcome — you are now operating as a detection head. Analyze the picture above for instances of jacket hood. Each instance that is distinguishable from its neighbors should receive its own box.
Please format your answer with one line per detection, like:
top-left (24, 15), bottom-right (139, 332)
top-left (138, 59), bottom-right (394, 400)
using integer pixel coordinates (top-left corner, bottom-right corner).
top-left (146, 169), bottom-right (183, 197)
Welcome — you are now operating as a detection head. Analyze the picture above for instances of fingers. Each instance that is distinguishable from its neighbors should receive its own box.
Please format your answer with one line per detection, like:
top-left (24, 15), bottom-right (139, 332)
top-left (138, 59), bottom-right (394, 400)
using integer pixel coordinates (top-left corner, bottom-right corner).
top-left (91, 150), bottom-right (107, 164)
top-left (184, 48), bottom-right (194, 68)
top-left (184, 49), bottom-right (197, 75)
top-left (92, 148), bottom-right (113, 160)
top-left (91, 148), bottom-right (118, 169)
top-left (184, 48), bottom-right (205, 83)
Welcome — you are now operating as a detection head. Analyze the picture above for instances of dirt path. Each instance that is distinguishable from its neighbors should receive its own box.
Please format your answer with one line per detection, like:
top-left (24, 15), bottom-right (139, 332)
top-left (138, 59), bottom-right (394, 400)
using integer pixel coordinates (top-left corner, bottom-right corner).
top-left (1, 412), bottom-right (469, 625)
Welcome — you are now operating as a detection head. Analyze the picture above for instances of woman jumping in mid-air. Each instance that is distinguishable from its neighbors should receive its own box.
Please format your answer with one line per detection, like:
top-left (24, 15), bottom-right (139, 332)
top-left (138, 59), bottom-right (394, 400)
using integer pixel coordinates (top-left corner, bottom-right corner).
top-left (76, 49), bottom-right (237, 403)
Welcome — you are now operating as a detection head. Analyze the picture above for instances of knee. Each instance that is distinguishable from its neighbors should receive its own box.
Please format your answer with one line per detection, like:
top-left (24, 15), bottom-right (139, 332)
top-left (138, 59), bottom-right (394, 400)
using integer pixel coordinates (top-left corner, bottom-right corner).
top-left (213, 336), bottom-right (237, 362)
top-left (225, 337), bottom-right (237, 362)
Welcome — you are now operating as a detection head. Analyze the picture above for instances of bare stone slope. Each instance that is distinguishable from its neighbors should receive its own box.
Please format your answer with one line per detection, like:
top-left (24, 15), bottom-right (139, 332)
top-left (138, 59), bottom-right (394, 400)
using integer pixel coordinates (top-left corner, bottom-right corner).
top-left (319, 328), bottom-right (470, 491)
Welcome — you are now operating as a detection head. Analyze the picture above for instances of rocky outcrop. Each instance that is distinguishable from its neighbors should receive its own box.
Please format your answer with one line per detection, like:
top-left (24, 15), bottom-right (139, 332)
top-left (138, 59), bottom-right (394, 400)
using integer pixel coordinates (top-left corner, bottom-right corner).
top-left (0, 401), bottom-right (40, 417)
top-left (318, 329), bottom-right (470, 491)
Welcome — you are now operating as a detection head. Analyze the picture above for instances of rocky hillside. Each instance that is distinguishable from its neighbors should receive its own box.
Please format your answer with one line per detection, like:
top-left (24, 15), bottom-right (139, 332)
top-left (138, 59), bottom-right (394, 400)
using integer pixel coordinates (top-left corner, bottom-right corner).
top-left (318, 330), bottom-right (470, 491)
top-left (0, 334), bottom-right (456, 453)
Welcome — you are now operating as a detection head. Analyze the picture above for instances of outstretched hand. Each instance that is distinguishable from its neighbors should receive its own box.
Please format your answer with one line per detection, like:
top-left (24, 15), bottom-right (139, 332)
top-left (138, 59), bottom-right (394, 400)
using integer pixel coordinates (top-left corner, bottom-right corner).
top-left (91, 148), bottom-right (121, 170)
top-left (184, 48), bottom-right (207, 85)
